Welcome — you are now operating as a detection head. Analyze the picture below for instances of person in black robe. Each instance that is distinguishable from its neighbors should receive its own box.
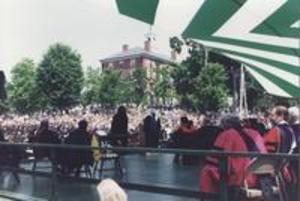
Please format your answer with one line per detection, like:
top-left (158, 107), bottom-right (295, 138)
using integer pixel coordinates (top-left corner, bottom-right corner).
top-left (0, 71), bottom-right (6, 100)
top-left (143, 114), bottom-right (159, 148)
top-left (33, 120), bottom-right (60, 161)
top-left (110, 106), bottom-right (128, 146)
top-left (195, 117), bottom-right (222, 150)
top-left (64, 120), bottom-right (93, 176)
top-left (0, 127), bottom-right (22, 182)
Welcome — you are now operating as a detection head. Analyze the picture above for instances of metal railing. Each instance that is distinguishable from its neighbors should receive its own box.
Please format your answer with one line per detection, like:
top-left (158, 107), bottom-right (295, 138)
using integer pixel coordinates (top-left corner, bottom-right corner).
top-left (0, 142), bottom-right (299, 201)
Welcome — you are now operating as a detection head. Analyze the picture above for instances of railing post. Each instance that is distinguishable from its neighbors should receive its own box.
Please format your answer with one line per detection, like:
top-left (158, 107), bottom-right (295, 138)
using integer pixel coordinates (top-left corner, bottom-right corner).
top-left (50, 147), bottom-right (58, 201)
top-left (298, 154), bottom-right (300, 201)
top-left (219, 156), bottom-right (228, 201)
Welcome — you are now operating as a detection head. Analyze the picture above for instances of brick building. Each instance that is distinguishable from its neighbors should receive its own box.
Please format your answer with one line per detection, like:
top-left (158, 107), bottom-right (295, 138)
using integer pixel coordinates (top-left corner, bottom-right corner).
top-left (100, 40), bottom-right (176, 104)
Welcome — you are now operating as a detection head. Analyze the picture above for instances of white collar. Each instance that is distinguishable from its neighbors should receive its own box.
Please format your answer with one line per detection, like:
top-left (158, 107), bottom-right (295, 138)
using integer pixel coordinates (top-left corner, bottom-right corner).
top-left (277, 120), bottom-right (288, 125)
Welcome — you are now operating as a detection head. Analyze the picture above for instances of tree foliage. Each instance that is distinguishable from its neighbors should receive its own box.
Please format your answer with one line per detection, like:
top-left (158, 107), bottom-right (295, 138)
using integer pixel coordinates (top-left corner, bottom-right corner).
top-left (97, 70), bottom-right (125, 106)
top-left (36, 43), bottom-right (83, 109)
top-left (82, 68), bottom-right (147, 106)
top-left (81, 66), bottom-right (102, 105)
top-left (170, 37), bottom-right (206, 109)
top-left (170, 37), bottom-right (205, 98)
top-left (129, 68), bottom-right (147, 105)
top-left (82, 69), bottom-right (127, 106)
top-left (192, 63), bottom-right (229, 111)
top-left (7, 59), bottom-right (45, 113)
top-left (169, 37), bottom-right (184, 54)
top-left (170, 37), bottom-right (229, 111)
top-left (154, 66), bottom-right (175, 105)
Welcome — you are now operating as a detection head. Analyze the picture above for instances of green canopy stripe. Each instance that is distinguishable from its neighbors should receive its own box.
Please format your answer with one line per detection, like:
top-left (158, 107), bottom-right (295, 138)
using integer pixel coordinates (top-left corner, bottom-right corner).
top-left (116, 0), bottom-right (300, 97)
top-left (245, 65), bottom-right (300, 97)
top-left (183, 0), bottom-right (300, 97)
top-left (245, 66), bottom-right (292, 97)
top-left (222, 52), bottom-right (300, 95)
top-left (116, 0), bottom-right (159, 25)
top-left (208, 46), bottom-right (300, 76)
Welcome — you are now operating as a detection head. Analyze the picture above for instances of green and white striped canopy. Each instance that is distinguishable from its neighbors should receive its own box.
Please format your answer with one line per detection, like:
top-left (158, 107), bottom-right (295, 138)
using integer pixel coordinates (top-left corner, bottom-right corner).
top-left (116, 0), bottom-right (300, 98)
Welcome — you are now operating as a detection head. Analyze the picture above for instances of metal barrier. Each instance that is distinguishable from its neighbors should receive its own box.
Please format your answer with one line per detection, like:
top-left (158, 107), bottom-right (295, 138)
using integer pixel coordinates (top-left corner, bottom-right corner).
top-left (0, 142), bottom-right (299, 201)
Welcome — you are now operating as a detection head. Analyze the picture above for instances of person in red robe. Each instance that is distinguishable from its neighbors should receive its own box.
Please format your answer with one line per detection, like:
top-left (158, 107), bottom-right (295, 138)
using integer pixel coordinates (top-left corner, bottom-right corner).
top-left (199, 115), bottom-right (266, 199)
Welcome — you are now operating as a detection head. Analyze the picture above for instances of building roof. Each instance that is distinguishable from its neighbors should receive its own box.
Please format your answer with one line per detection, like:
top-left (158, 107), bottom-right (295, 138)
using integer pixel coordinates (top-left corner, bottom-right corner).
top-left (100, 47), bottom-right (175, 64)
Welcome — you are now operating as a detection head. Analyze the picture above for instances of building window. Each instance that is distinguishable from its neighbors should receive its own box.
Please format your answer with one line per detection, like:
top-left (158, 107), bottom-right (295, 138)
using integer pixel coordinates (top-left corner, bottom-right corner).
top-left (119, 61), bottom-right (124, 68)
top-left (130, 59), bottom-right (136, 67)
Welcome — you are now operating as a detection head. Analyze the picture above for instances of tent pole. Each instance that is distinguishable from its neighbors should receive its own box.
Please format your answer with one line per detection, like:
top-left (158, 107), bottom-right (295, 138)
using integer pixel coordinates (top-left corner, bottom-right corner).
top-left (297, 18), bottom-right (300, 201)
top-left (239, 63), bottom-right (248, 118)
top-left (239, 64), bottom-right (243, 116)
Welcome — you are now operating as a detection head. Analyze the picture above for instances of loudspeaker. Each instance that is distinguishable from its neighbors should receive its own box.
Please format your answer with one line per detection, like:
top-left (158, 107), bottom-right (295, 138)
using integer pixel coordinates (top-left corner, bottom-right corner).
top-left (0, 71), bottom-right (7, 100)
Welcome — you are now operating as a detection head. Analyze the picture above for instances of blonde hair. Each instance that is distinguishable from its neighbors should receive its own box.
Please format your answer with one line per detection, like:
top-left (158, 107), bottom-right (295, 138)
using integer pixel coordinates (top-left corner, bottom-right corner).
top-left (97, 179), bottom-right (127, 201)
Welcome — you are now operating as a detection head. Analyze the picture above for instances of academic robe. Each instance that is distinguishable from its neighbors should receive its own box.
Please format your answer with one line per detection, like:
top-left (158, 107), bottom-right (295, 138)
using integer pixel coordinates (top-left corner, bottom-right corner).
top-left (199, 128), bottom-right (266, 193)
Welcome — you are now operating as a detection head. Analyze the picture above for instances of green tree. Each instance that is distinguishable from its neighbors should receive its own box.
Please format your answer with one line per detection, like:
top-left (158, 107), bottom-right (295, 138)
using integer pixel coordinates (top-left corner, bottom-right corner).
top-left (36, 43), bottom-right (83, 109)
top-left (129, 68), bottom-right (147, 105)
top-left (81, 66), bottom-right (102, 105)
top-left (82, 67), bottom-right (136, 106)
top-left (183, 39), bottom-right (206, 76)
top-left (170, 37), bottom-right (207, 109)
top-left (192, 63), bottom-right (229, 112)
top-left (154, 67), bottom-right (175, 105)
top-left (7, 59), bottom-right (45, 113)
top-left (169, 37), bottom-right (184, 54)
top-left (97, 69), bottom-right (125, 106)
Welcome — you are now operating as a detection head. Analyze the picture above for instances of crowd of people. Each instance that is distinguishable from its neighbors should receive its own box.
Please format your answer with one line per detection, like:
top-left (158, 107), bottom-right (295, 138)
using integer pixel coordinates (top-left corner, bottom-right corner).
top-left (0, 104), bottom-right (299, 200)
top-left (0, 105), bottom-right (205, 177)
top-left (0, 105), bottom-right (203, 144)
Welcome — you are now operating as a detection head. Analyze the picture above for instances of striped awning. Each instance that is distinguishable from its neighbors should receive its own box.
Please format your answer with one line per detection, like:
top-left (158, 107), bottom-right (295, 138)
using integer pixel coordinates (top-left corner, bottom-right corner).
top-left (116, 0), bottom-right (300, 98)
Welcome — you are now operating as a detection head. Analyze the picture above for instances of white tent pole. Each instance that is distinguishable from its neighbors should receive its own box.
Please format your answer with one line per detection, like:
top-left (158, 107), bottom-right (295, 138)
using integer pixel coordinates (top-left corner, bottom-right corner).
top-left (239, 64), bottom-right (243, 117)
top-left (243, 66), bottom-right (248, 117)
top-left (239, 64), bottom-right (248, 118)
top-left (297, 18), bottom-right (300, 201)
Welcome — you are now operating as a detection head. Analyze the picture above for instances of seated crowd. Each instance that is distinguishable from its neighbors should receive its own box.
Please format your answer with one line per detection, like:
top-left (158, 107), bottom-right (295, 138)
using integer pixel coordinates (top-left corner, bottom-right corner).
top-left (0, 105), bottom-right (299, 200)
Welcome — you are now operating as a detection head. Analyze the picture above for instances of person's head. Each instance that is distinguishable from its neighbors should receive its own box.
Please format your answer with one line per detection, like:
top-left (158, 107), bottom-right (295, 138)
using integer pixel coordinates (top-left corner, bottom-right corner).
top-left (78, 120), bottom-right (88, 130)
top-left (202, 115), bottom-right (213, 126)
top-left (221, 115), bottom-right (242, 130)
top-left (40, 120), bottom-right (49, 130)
top-left (0, 127), bottom-right (5, 141)
top-left (288, 106), bottom-right (299, 125)
top-left (180, 116), bottom-right (189, 126)
top-left (271, 106), bottom-right (289, 124)
top-left (97, 179), bottom-right (127, 201)
top-left (151, 112), bottom-right (156, 119)
top-left (117, 106), bottom-right (127, 117)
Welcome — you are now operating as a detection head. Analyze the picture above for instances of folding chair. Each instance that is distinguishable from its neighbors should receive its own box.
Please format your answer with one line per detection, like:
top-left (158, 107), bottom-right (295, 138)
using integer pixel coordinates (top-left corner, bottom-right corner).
top-left (93, 136), bottom-right (123, 179)
top-left (240, 157), bottom-right (289, 201)
top-left (98, 151), bottom-right (122, 179)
